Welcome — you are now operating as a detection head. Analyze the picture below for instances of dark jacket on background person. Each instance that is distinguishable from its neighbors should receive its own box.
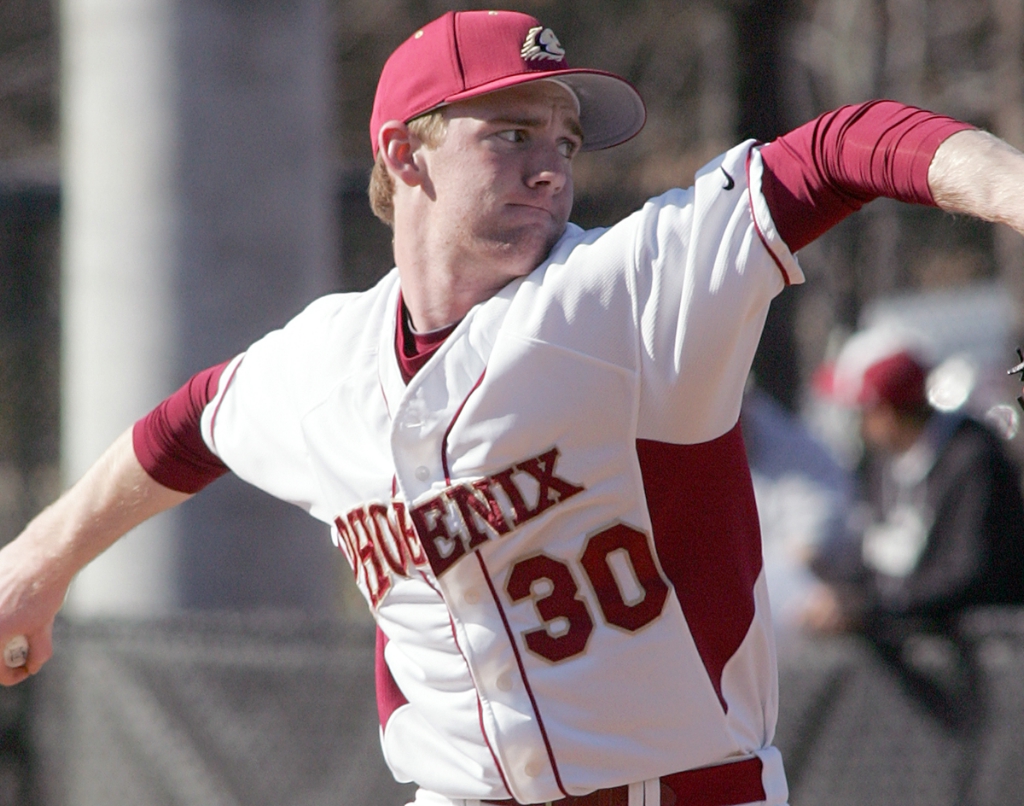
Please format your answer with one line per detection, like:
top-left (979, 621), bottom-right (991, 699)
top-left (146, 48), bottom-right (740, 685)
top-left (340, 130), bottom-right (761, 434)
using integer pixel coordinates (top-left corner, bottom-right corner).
top-left (816, 413), bottom-right (1024, 624)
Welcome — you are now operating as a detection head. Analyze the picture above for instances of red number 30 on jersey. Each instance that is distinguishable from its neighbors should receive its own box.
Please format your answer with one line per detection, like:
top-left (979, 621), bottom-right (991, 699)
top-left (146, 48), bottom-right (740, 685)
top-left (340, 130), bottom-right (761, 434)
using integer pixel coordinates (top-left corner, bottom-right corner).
top-left (505, 523), bottom-right (670, 663)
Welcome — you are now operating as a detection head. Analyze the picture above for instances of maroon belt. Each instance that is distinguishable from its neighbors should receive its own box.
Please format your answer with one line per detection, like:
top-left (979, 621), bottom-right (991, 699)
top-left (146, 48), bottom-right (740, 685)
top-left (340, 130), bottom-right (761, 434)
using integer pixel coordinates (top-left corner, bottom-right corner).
top-left (484, 755), bottom-right (765, 806)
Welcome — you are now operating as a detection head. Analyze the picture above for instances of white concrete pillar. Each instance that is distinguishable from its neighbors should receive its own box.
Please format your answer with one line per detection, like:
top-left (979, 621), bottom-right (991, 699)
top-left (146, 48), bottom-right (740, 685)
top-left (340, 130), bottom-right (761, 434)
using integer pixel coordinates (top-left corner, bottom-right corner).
top-left (61, 0), bottom-right (180, 615)
top-left (60, 0), bottom-right (338, 617)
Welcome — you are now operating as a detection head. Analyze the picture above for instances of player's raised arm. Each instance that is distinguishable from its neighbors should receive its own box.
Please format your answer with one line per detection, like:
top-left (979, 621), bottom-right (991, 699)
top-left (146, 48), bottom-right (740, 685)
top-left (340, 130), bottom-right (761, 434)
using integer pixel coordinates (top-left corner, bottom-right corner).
top-left (928, 128), bottom-right (1024, 237)
top-left (0, 429), bottom-right (192, 685)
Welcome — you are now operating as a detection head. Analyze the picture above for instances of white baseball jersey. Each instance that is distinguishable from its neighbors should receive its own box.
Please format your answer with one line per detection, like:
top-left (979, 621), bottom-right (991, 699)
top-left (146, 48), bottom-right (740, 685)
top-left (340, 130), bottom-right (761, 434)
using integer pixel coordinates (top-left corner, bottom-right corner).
top-left (198, 141), bottom-right (801, 804)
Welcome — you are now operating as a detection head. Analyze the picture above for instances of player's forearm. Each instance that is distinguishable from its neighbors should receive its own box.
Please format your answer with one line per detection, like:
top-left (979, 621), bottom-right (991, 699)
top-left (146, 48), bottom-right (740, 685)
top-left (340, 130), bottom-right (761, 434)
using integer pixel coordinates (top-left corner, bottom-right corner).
top-left (928, 128), bottom-right (1024, 236)
top-left (13, 429), bottom-right (191, 576)
top-left (0, 429), bottom-right (190, 680)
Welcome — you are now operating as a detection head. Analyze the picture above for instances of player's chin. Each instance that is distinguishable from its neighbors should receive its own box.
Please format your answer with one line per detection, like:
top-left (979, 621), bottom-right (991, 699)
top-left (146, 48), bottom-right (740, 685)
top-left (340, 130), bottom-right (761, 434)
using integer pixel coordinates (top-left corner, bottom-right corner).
top-left (488, 227), bottom-right (565, 274)
top-left (496, 213), bottom-right (566, 251)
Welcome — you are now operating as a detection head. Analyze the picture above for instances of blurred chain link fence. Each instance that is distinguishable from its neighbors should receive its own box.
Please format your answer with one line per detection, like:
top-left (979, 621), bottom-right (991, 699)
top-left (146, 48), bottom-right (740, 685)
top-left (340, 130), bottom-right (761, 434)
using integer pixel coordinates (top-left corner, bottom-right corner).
top-left (778, 609), bottom-right (1024, 806)
top-left (0, 609), bottom-right (1013, 805)
top-left (25, 613), bottom-right (415, 806)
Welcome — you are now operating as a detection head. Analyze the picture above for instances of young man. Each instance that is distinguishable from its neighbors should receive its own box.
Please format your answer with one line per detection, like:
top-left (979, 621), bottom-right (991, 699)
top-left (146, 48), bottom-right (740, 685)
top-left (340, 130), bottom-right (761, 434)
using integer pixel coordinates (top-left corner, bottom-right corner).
top-left (2, 9), bottom-right (1024, 806)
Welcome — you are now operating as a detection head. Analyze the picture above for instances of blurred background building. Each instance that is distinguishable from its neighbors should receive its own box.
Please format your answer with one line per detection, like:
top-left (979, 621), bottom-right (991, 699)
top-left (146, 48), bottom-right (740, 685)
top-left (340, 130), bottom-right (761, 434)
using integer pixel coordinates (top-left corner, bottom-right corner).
top-left (2, 0), bottom-right (1024, 804)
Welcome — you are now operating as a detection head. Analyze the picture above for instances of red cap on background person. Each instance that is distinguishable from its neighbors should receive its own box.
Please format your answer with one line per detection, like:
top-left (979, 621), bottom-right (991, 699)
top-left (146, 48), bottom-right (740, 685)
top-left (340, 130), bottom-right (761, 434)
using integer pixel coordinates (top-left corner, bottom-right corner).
top-left (815, 327), bottom-right (933, 414)
top-left (369, 10), bottom-right (646, 156)
top-left (856, 351), bottom-right (929, 412)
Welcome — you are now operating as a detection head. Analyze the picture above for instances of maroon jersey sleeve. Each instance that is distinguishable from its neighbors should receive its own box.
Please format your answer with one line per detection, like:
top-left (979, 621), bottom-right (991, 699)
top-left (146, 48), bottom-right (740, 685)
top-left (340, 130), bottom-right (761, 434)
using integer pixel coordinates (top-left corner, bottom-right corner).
top-left (760, 100), bottom-right (974, 252)
top-left (132, 362), bottom-right (232, 494)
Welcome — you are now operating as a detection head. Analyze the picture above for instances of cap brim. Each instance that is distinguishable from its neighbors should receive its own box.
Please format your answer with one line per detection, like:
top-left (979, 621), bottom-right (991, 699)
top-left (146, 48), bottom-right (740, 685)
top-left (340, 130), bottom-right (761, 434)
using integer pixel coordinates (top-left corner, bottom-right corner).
top-left (556, 71), bottom-right (647, 151)
top-left (438, 68), bottom-right (646, 152)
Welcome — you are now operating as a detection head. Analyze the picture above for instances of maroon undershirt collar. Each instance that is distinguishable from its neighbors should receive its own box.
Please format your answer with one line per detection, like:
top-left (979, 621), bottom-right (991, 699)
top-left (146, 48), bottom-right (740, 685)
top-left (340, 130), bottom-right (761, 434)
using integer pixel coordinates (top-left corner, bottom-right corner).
top-left (395, 292), bottom-right (460, 383)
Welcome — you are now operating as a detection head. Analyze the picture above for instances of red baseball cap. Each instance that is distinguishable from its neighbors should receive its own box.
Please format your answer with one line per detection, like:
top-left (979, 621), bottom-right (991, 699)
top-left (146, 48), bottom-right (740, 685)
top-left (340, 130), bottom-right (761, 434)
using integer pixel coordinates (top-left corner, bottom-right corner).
top-left (819, 327), bottom-right (934, 413)
top-left (370, 10), bottom-right (646, 157)
top-left (857, 351), bottom-right (929, 412)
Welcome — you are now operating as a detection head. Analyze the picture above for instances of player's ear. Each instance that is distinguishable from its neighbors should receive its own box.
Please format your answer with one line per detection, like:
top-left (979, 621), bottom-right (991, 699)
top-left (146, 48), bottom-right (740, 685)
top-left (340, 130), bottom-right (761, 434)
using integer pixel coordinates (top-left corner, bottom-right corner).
top-left (379, 121), bottom-right (427, 189)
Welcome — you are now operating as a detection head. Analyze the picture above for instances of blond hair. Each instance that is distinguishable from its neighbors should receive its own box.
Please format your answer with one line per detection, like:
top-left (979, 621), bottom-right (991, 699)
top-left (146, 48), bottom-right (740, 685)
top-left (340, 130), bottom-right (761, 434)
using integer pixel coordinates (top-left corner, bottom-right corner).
top-left (368, 111), bottom-right (448, 227)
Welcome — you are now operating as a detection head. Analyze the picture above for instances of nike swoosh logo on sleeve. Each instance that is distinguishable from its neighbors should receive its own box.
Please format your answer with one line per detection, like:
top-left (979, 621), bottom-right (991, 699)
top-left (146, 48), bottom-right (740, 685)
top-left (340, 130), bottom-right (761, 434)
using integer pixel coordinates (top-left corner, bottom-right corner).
top-left (721, 167), bottom-right (735, 190)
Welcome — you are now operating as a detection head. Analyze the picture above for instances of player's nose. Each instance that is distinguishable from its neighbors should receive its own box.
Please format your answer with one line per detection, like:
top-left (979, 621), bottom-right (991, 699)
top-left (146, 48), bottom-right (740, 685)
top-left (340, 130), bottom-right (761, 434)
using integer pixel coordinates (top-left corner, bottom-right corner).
top-left (524, 144), bottom-right (570, 195)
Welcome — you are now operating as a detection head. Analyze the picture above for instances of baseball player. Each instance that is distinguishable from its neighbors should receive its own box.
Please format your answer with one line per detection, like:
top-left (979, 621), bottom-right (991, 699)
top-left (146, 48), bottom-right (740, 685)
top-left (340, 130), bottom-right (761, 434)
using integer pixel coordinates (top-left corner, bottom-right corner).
top-left (2, 9), bottom-right (1024, 806)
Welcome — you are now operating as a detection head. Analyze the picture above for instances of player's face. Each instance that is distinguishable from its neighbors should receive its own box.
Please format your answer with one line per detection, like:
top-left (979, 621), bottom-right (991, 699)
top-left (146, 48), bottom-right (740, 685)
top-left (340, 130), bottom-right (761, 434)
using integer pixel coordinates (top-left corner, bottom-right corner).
top-left (423, 81), bottom-right (582, 282)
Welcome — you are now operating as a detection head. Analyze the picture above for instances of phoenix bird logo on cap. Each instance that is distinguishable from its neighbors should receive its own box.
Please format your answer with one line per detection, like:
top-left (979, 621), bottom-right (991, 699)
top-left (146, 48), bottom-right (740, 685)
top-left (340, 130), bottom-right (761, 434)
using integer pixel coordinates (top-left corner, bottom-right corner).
top-left (521, 26), bottom-right (566, 62)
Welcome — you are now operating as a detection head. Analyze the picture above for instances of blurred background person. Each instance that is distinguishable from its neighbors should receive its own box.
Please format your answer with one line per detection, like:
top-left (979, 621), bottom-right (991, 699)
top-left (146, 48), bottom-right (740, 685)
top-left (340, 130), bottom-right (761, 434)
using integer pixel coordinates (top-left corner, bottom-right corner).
top-left (803, 327), bottom-right (1024, 730)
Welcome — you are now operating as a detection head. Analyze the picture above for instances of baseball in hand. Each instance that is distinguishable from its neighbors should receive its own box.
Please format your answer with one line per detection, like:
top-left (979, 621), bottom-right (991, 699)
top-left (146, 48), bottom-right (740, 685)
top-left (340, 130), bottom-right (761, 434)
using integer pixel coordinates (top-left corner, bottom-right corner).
top-left (3, 635), bottom-right (28, 669)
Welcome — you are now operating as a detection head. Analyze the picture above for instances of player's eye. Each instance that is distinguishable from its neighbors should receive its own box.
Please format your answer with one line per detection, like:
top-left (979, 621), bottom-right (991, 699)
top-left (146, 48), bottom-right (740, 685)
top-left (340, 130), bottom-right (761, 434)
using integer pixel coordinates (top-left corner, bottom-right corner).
top-left (558, 139), bottom-right (579, 158)
top-left (496, 129), bottom-right (527, 144)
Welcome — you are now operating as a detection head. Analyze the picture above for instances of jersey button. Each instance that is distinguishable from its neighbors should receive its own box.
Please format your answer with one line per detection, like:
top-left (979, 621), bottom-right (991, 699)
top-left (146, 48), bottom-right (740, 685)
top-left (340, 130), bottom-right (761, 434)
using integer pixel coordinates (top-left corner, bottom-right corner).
top-left (414, 466), bottom-right (430, 481)
top-left (496, 672), bottom-right (513, 691)
top-left (464, 588), bottom-right (481, 605)
top-left (524, 760), bottom-right (543, 778)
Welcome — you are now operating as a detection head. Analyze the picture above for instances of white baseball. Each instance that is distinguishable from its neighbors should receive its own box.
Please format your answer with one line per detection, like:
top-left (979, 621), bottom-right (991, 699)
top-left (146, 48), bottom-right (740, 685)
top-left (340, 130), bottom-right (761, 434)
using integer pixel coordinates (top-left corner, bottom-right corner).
top-left (3, 635), bottom-right (28, 669)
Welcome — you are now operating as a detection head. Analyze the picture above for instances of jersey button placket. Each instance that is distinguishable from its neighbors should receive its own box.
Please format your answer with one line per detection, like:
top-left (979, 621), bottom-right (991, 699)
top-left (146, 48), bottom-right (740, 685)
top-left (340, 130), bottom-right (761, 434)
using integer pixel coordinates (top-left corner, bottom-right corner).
top-left (391, 394), bottom-right (442, 496)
